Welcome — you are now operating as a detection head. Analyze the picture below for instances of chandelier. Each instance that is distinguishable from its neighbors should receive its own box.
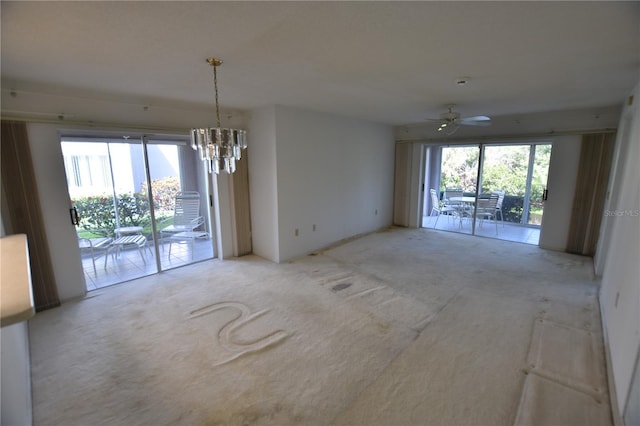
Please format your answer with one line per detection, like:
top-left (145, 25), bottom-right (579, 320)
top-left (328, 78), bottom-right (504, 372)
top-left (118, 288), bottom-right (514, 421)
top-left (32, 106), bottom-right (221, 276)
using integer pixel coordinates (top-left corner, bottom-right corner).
top-left (190, 58), bottom-right (247, 174)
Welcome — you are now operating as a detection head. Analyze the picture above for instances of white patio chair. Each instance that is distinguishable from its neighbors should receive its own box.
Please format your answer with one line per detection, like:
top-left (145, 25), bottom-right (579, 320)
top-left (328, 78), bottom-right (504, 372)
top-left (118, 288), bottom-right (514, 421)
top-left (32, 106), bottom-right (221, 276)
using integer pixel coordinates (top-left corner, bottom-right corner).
top-left (492, 190), bottom-right (505, 226)
top-left (430, 189), bottom-right (458, 228)
top-left (159, 191), bottom-right (207, 250)
top-left (78, 234), bottom-right (112, 274)
top-left (475, 193), bottom-right (499, 234)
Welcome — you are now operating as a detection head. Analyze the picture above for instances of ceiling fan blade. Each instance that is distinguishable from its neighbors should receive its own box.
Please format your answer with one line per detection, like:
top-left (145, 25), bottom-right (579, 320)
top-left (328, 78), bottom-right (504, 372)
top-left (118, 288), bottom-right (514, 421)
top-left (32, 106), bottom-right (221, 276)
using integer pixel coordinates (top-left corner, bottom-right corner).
top-left (459, 115), bottom-right (491, 126)
top-left (461, 115), bottom-right (491, 122)
top-left (458, 119), bottom-right (492, 127)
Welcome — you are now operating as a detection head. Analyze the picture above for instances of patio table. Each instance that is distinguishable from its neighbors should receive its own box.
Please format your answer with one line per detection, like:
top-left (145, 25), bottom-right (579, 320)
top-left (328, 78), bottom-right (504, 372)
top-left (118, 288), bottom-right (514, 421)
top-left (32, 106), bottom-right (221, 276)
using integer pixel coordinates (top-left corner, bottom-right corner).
top-left (448, 196), bottom-right (476, 224)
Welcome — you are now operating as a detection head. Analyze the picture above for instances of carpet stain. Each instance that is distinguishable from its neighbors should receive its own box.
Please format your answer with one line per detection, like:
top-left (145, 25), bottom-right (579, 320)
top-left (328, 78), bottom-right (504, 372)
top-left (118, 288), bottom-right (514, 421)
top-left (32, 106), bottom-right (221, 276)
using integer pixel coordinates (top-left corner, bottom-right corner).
top-left (332, 283), bottom-right (353, 292)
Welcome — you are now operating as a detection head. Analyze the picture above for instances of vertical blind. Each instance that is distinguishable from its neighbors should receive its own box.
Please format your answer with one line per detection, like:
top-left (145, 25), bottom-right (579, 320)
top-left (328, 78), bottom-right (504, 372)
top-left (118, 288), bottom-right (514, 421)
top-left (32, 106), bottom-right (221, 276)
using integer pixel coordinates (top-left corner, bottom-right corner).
top-left (1, 120), bottom-right (60, 311)
top-left (231, 151), bottom-right (252, 256)
top-left (566, 132), bottom-right (616, 256)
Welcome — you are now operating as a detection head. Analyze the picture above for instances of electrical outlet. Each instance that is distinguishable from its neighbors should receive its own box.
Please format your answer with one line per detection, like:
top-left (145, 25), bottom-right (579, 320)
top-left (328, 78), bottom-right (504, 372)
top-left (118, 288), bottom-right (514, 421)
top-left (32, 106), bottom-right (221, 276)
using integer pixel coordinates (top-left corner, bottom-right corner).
top-left (294, 228), bottom-right (299, 237)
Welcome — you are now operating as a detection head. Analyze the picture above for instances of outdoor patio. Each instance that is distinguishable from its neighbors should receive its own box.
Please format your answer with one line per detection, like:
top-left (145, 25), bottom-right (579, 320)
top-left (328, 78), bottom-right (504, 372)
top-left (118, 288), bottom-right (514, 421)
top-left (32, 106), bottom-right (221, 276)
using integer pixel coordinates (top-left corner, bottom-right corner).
top-left (80, 237), bottom-right (214, 291)
top-left (422, 214), bottom-right (541, 245)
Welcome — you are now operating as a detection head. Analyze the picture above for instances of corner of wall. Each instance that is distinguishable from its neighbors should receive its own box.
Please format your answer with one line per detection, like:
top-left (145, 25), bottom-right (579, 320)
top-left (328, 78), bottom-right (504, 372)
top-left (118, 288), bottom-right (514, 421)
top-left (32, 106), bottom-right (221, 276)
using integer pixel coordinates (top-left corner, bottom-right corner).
top-left (598, 81), bottom-right (640, 421)
top-left (248, 106), bottom-right (279, 263)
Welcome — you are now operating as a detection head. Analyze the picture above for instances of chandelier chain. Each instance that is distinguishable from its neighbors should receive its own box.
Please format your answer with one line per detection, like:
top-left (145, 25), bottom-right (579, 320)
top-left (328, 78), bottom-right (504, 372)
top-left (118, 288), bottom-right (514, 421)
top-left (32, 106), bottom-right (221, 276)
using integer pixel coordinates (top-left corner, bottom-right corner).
top-left (192, 57), bottom-right (246, 174)
top-left (212, 62), bottom-right (221, 128)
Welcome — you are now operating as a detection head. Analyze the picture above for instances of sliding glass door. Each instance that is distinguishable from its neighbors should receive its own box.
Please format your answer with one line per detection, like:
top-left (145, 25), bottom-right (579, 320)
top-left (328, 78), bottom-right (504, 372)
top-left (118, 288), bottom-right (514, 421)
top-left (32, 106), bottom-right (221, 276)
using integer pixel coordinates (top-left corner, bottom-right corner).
top-left (62, 135), bottom-right (214, 291)
top-left (423, 142), bottom-right (551, 244)
top-left (527, 144), bottom-right (551, 226)
top-left (146, 139), bottom-right (214, 271)
top-left (479, 143), bottom-right (551, 229)
top-left (437, 145), bottom-right (480, 235)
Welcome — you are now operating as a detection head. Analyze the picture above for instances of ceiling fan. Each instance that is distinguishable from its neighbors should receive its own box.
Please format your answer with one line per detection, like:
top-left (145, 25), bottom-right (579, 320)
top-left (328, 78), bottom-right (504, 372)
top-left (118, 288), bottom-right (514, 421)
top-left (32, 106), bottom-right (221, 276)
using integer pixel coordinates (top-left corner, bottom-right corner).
top-left (427, 104), bottom-right (491, 135)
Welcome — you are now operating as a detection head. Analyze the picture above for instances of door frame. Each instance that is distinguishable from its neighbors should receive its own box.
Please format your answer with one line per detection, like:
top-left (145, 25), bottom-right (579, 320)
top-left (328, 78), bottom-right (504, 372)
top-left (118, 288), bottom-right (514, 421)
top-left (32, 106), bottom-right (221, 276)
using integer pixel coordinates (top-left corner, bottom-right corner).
top-left (420, 138), bottom-right (553, 241)
top-left (59, 130), bottom-right (217, 290)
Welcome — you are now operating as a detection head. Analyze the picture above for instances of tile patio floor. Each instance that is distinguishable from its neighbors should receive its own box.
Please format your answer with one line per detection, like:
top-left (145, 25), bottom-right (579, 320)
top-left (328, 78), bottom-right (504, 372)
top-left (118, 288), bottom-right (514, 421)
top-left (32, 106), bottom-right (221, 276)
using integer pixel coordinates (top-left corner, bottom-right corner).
top-left (422, 214), bottom-right (541, 245)
top-left (80, 237), bottom-right (215, 291)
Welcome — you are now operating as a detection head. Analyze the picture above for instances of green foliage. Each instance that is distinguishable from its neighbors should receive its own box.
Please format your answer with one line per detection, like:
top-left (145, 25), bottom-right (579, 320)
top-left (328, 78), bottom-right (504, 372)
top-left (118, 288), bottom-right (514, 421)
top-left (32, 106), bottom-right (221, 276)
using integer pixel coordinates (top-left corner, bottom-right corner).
top-left (440, 144), bottom-right (551, 224)
top-left (140, 176), bottom-right (180, 213)
top-left (440, 147), bottom-right (479, 192)
top-left (72, 192), bottom-right (150, 237)
top-left (502, 195), bottom-right (524, 223)
top-left (480, 145), bottom-right (530, 196)
top-left (72, 177), bottom-right (181, 237)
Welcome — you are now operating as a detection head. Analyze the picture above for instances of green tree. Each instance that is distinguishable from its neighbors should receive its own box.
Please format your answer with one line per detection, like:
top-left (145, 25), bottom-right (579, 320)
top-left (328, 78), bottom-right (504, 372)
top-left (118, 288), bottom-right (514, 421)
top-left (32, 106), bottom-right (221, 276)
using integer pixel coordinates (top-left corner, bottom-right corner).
top-left (440, 146), bottom-right (479, 192)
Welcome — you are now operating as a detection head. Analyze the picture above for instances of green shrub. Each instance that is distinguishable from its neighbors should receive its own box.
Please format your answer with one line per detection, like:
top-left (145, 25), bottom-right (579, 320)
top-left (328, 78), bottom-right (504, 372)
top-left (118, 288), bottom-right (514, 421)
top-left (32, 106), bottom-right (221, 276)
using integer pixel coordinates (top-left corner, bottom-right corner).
top-left (72, 192), bottom-right (150, 237)
top-left (141, 177), bottom-right (180, 214)
top-left (72, 178), bottom-right (184, 237)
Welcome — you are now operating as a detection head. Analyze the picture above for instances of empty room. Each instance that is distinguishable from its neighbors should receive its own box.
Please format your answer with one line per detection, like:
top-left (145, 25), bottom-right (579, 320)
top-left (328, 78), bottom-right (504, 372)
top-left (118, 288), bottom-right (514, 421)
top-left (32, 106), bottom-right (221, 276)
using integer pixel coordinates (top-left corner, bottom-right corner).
top-left (1, 2), bottom-right (639, 425)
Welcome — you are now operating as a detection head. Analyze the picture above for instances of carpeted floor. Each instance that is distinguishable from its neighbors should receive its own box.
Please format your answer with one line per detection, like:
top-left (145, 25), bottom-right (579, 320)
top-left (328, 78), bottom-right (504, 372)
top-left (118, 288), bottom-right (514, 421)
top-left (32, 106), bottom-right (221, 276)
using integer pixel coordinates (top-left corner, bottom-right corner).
top-left (28, 227), bottom-right (611, 425)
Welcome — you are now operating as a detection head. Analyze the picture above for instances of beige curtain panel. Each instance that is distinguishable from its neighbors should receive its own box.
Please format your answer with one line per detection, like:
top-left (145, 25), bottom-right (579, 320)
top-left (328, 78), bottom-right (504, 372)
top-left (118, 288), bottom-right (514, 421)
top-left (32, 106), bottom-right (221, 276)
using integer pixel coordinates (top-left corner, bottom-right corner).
top-left (566, 132), bottom-right (616, 256)
top-left (231, 152), bottom-right (252, 256)
top-left (1, 120), bottom-right (60, 311)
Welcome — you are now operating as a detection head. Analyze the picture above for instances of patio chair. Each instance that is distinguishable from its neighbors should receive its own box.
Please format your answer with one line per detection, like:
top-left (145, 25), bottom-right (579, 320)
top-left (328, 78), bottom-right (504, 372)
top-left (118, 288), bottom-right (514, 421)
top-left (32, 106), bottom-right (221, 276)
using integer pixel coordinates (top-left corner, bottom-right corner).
top-left (430, 189), bottom-right (459, 228)
top-left (159, 191), bottom-right (207, 248)
top-left (77, 234), bottom-right (112, 274)
top-left (492, 190), bottom-right (505, 226)
top-left (475, 193), bottom-right (499, 234)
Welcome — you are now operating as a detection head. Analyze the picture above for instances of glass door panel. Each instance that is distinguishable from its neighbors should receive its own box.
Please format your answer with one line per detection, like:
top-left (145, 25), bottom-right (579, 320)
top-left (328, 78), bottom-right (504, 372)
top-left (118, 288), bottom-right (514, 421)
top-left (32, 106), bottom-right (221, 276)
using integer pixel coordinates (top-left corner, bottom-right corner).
top-left (437, 145), bottom-right (480, 235)
top-left (527, 144), bottom-right (551, 225)
top-left (480, 144), bottom-right (531, 226)
top-left (424, 141), bottom-right (552, 244)
top-left (146, 140), bottom-right (214, 271)
top-left (62, 139), bottom-right (155, 290)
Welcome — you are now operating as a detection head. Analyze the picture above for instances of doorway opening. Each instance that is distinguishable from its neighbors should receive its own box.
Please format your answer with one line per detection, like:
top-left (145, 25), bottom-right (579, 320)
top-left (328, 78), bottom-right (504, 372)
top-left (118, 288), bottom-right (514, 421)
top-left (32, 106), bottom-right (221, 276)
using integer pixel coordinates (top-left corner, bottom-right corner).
top-left (422, 142), bottom-right (551, 244)
top-left (62, 135), bottom-right (215, 291)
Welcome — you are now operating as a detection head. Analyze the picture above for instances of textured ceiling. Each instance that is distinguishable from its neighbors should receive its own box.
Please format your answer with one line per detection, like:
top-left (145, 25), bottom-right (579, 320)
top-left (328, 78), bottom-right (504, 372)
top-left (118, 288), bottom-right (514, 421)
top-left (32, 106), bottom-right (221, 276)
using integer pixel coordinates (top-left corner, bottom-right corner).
top-left (1, 1), bottom-right (639, 126)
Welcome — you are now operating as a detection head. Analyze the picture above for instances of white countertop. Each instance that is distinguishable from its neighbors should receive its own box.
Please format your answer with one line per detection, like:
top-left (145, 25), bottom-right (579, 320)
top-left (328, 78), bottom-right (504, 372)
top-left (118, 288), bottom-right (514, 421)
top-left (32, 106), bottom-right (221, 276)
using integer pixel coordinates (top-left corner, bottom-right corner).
top-left (1, 234), bottom-right (35, 327)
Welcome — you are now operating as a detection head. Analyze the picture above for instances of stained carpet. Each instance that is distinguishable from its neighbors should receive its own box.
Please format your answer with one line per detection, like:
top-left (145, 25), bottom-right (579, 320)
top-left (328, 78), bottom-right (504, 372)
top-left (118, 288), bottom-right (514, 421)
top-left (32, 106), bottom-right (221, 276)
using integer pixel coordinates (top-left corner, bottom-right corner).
top-left (28, 227), bottom-right (610, 425)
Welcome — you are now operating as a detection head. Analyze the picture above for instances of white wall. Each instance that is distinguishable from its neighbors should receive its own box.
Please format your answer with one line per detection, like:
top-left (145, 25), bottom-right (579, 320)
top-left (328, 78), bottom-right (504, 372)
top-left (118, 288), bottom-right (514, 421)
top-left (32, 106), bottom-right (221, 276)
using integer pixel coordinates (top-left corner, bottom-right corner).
top-left (539, 135), bottom-right (582, 251)
top-left (0, 321), bottom-right (32, 425)
top-left (595, 113), bottom-right (635, 275)
top-left (409, 143), bottom-right (425, 226)
top-left (248, 106), bottom-right (280, 262)
top-left (599, 83), bottom-right (640, 420)
top-left (273, 106), bottom-right (394, 262)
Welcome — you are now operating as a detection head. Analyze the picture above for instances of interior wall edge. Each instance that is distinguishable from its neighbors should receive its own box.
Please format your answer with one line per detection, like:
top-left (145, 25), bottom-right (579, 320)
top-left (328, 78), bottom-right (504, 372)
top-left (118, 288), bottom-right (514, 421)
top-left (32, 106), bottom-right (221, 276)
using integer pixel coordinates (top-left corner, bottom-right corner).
top-left (600, 296), bottom-right (624, 426)
top-left (598, 80), bottom-right (640, 420)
